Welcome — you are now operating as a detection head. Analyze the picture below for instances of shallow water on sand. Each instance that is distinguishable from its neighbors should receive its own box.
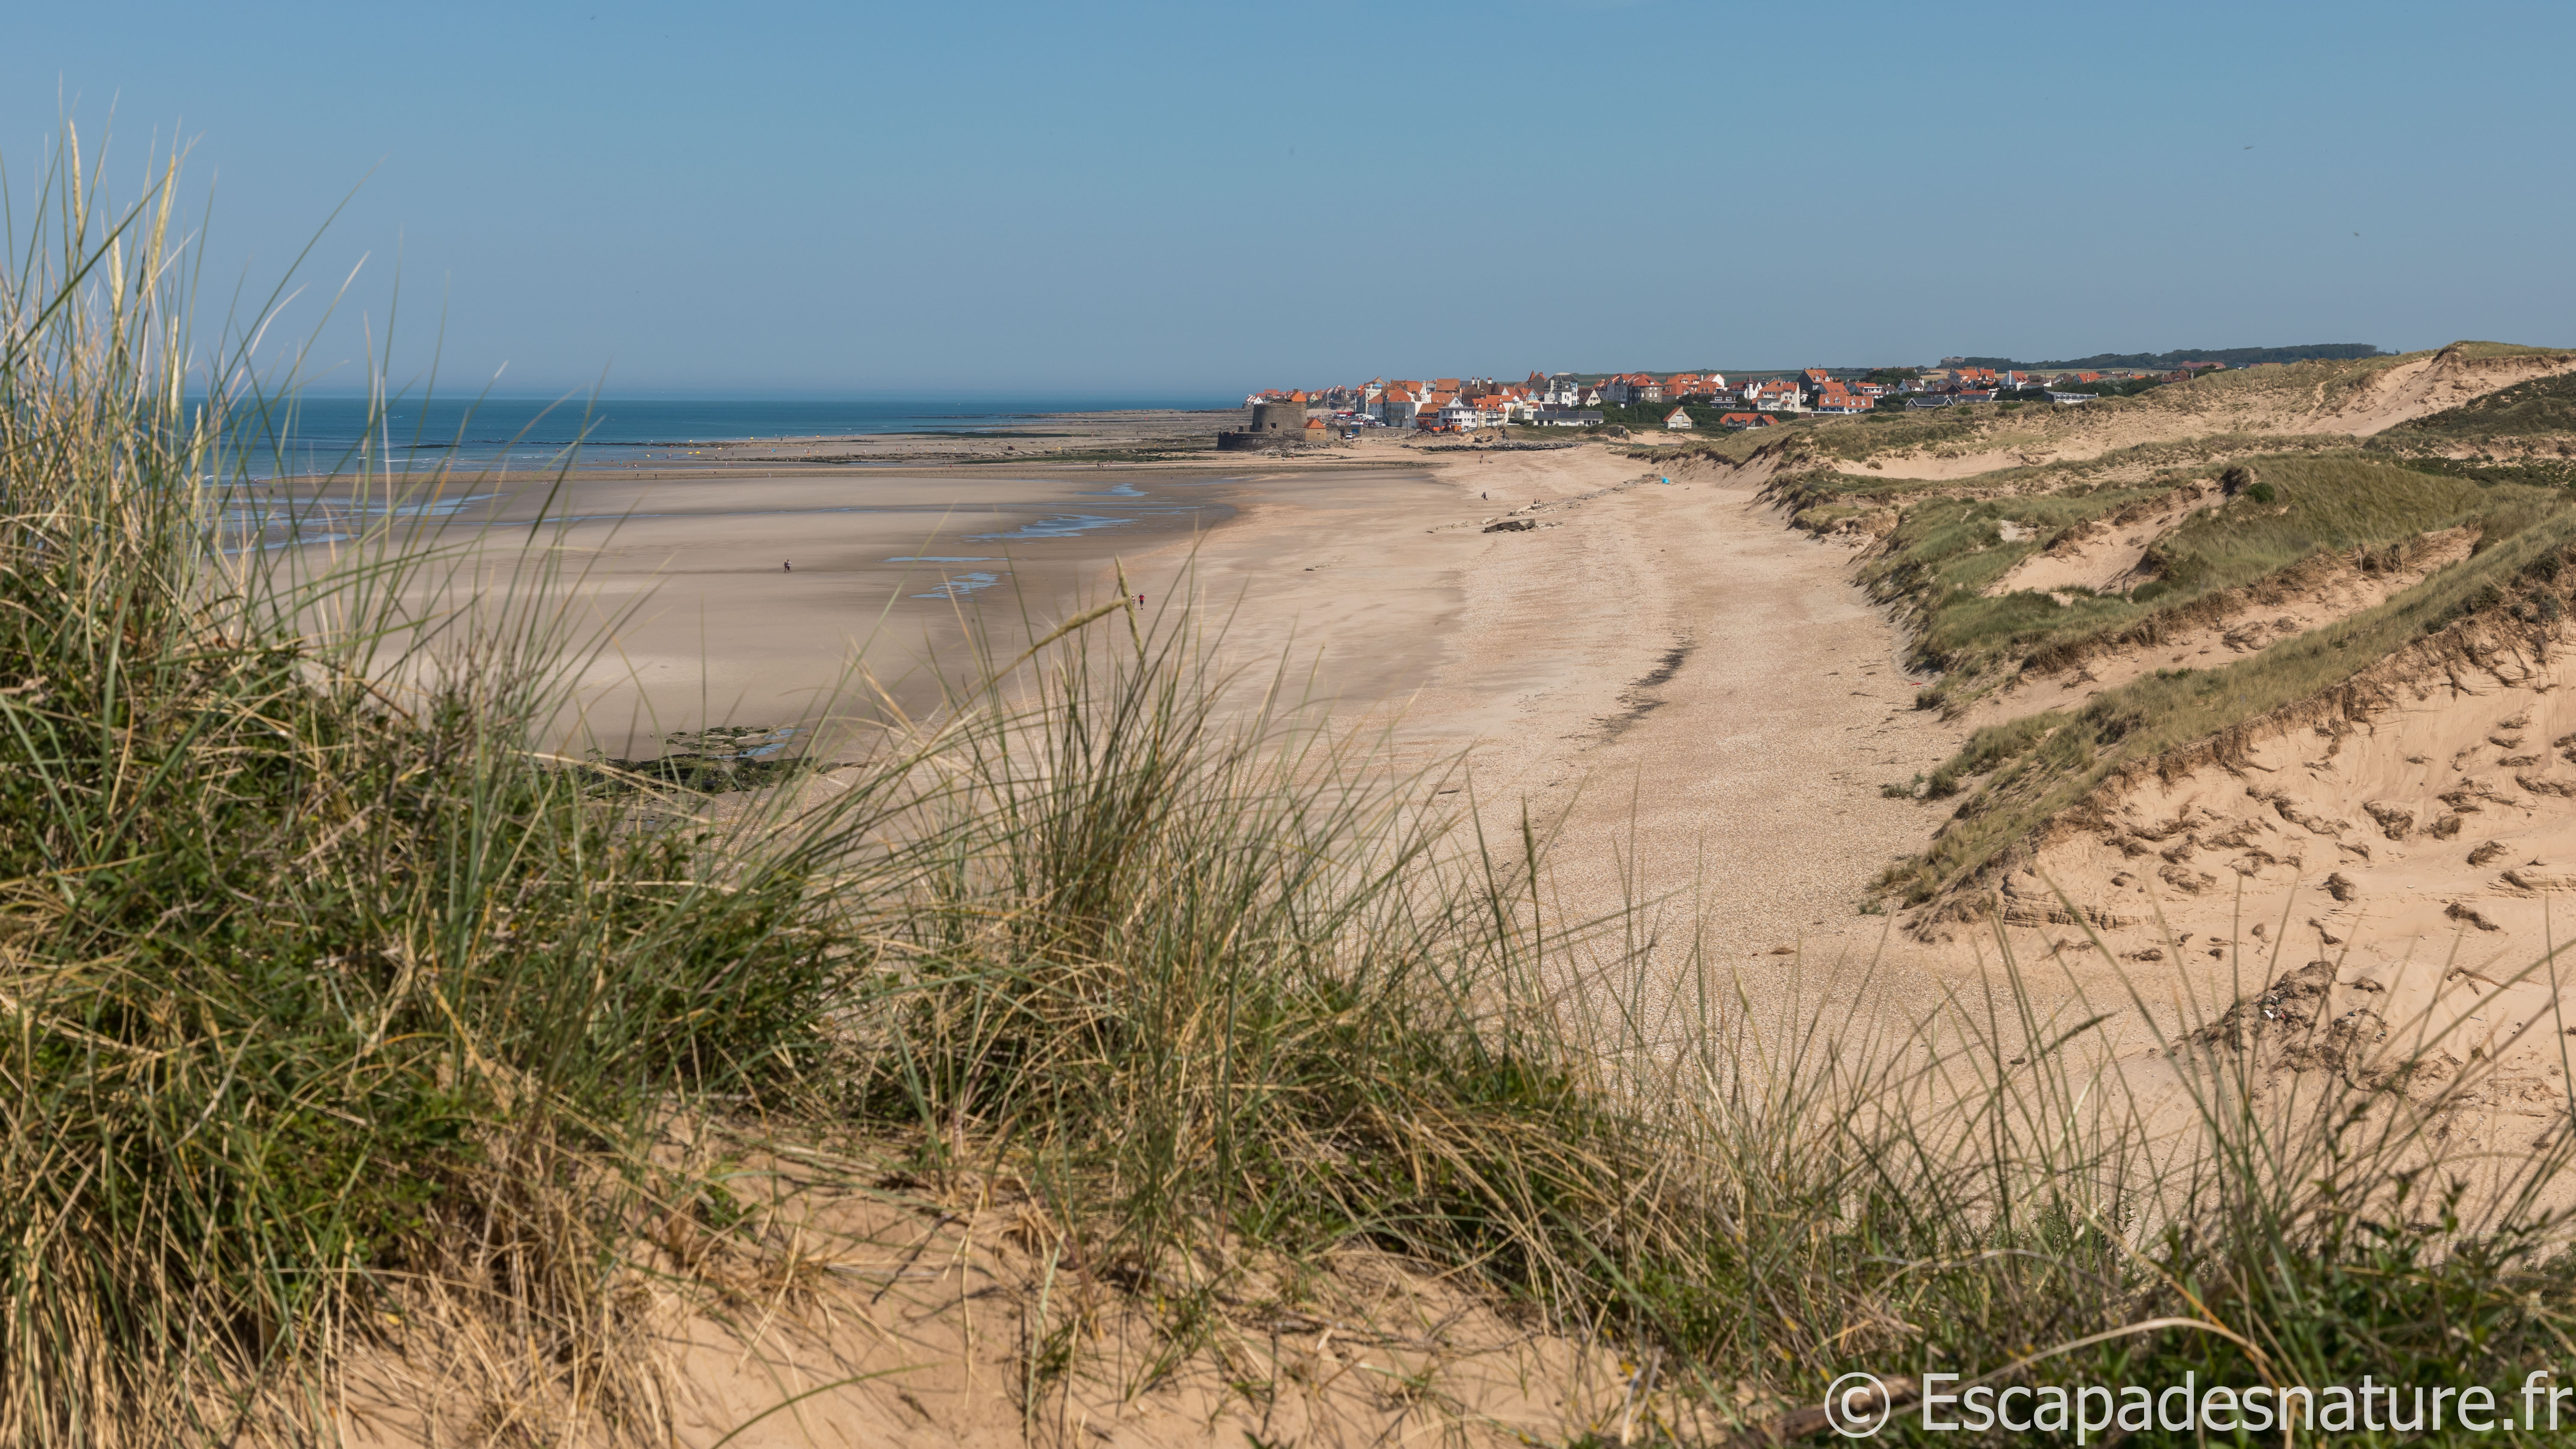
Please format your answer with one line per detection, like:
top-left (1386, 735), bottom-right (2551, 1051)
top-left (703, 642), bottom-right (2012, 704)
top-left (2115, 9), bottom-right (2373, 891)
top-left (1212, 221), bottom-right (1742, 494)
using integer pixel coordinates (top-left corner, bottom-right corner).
top-left (225, 394), bottom-right (1235, 475)
top-left (276, 464), bottom-right (1246, 757)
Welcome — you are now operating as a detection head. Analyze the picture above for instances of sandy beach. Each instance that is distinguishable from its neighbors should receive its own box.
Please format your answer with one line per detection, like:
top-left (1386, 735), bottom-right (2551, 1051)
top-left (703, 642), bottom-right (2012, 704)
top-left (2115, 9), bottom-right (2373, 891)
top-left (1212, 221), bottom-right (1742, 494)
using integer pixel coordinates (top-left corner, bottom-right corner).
top-left (302, 432), bottom-right (1997, 1017)
top-left (1123, 438), bottom-right (1976, 1024)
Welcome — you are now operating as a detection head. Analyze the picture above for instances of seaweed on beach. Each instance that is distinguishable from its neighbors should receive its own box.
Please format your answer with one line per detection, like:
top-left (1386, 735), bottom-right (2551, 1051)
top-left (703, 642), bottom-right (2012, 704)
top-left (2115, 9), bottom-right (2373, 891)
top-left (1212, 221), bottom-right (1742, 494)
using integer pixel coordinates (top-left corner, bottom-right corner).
top-left (585, 725), bottom-right (821, 794)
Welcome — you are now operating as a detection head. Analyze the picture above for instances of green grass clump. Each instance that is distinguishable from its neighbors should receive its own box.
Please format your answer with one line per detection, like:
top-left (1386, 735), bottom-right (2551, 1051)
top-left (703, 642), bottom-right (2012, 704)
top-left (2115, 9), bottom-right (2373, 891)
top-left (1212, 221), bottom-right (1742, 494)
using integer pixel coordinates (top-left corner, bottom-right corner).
top-left (1794, 410), bottom-right (1985, 461)
top-left (0, 142), bottom-right (866, 1443)
top-left (2369, 451), bottom-right (2576, 490)
top-left (2135, 455), bottom-right (2510, 597)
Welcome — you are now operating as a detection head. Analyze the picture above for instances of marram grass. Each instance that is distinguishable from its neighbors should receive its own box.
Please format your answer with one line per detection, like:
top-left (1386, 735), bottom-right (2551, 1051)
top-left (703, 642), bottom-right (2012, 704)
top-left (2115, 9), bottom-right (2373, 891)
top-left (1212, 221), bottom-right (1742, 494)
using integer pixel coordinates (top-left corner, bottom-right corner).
top-left (6, 130), bottom-right (2576, 1446)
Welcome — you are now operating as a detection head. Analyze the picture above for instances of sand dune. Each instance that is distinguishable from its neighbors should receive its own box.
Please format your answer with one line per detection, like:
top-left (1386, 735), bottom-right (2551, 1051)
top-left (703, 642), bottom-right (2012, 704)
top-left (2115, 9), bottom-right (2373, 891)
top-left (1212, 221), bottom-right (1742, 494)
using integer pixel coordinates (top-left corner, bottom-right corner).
top-left (1995, 612), bottom-right (2576, 1109)
top-left (1968, 529), bottom-right (2480, 730)
top-left (1860, 344), bottom-right (2576, 482)
top-left (1980, 482), bottom-right (2219, 597)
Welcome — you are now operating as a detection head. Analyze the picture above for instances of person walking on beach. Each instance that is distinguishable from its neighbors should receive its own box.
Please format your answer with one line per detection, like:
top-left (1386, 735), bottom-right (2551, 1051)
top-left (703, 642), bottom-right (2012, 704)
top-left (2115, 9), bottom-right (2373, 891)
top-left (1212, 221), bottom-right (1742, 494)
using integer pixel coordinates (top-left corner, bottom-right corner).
top-left (784, 560), bottom-right (791, 571)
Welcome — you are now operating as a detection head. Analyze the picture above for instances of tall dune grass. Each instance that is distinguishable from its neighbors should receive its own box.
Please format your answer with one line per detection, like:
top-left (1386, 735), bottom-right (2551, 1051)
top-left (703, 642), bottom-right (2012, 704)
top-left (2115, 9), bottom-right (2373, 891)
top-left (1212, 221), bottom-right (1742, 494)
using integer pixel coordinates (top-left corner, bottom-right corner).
top-left (8, 130), bottom-right (2576, 1445)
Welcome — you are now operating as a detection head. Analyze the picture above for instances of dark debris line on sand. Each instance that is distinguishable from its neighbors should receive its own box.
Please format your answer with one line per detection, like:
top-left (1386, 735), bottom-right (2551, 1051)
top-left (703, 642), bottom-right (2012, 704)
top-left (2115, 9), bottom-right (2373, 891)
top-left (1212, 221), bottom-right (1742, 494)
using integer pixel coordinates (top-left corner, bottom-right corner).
top-left (581, 726), bottom-right (822, 796)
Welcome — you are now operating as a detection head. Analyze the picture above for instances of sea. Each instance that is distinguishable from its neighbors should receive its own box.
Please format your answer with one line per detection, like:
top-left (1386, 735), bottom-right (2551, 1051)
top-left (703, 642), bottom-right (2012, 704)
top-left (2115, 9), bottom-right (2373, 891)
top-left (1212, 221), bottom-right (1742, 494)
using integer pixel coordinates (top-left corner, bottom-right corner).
top-left (219, 394), bottom-right (1238, 476)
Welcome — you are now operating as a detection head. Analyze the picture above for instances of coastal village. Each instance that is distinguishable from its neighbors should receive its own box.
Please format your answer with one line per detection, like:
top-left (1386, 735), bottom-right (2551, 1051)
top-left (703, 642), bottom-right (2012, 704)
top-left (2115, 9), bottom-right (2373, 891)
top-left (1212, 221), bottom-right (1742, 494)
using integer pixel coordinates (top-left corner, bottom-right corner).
top-left (1231, 358), bottom-right (2239, 443)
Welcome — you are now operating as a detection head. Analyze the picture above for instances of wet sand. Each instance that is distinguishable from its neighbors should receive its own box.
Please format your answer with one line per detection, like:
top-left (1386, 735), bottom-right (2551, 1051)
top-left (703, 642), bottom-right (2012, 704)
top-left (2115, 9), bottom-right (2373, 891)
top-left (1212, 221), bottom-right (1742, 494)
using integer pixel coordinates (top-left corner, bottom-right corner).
top-left (269, 461), bottom-right (1249, 757)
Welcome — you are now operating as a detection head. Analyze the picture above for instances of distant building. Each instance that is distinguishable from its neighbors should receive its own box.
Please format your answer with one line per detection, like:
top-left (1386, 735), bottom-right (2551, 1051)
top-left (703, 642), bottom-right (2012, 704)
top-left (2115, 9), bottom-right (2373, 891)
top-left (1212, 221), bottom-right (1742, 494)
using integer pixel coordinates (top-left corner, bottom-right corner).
top-left (1718, 412), bottom-right (1773, 429)
top-left (1744, 380), bottom-right (1807, 412)
top-left (1664, 406), bottom-right (1695, 430)
top-left (1438, 395), bottom-right (1495, 431)
top-left (1218, 398), bottom-right (1322, 450)
top-left (1597, 372), bottom-right (1665, 404)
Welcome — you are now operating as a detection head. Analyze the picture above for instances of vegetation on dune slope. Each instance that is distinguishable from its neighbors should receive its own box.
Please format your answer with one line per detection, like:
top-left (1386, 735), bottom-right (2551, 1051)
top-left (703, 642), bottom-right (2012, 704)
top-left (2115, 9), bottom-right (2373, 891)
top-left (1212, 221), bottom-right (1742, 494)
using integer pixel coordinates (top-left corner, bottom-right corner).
top-left (2392, 368), bottom-right (2576, 440)
top-left (1887, 515), bottom-right (2576, 904)
top-left (1867, 453), bottom-right (2559, 692)
top-left (15, 135), bottom-right (2576, 1446)
top-left (1784, 369), bottom-right (2576, 912)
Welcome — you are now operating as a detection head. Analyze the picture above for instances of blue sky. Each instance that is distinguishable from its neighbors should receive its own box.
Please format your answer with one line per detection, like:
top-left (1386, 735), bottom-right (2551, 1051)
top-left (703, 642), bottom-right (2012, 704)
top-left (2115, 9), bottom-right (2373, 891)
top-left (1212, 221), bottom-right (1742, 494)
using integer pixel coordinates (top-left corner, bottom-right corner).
top-left (10, 1), bottom-right (2571, 395)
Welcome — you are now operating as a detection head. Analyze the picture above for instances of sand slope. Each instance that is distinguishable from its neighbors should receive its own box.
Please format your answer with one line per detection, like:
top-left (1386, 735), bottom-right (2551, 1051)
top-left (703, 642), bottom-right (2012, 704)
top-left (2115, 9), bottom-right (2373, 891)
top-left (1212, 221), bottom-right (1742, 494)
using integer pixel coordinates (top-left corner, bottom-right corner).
top-left (1982, 614), bottom-right (2576, 1077)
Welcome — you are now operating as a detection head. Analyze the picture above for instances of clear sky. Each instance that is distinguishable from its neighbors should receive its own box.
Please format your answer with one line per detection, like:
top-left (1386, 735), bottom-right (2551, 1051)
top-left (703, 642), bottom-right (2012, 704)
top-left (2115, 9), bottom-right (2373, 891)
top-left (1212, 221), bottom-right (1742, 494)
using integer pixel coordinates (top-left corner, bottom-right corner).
top-left (10, 1), bottom-right (2572, 395)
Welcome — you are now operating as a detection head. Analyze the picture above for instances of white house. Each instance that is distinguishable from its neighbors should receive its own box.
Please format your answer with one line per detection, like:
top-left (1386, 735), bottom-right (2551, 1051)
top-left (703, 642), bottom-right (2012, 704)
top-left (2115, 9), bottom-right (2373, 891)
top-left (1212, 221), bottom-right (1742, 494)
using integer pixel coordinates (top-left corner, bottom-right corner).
top-left (1745, 381), bottom-right (1808, 413)
top-left (1438, 395), bottom-right (1491, 431)
top-left (1663, 406), bottom-right (1695, 430)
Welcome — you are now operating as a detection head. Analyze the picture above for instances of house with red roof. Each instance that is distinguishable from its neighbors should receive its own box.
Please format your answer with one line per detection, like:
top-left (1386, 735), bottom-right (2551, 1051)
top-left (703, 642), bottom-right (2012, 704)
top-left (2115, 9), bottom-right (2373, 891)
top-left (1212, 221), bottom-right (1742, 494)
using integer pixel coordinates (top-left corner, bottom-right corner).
top-left (1600, 372), bottom-right (1667, 404)
top-left (1744, 380), bottom-right (1807, 413)
top-left (1663, 405), bottom-right (1695, 430)
top-left (1437, 394), bottom-right (1500, 431)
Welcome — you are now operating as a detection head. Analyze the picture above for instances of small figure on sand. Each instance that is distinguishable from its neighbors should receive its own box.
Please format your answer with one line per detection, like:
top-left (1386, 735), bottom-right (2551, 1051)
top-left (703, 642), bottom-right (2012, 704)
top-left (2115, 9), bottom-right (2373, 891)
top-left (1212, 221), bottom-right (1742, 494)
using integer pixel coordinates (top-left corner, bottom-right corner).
top-left (1135, 593), bottom-right (1145, 608)
top-left (784, 560), bottom-right (791, 571)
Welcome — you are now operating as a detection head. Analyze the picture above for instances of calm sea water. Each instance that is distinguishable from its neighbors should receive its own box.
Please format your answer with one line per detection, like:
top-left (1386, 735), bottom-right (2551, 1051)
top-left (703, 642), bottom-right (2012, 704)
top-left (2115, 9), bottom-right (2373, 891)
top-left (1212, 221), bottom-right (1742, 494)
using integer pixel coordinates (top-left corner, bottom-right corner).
top-left (221, 394), bottom-right (1238, 474)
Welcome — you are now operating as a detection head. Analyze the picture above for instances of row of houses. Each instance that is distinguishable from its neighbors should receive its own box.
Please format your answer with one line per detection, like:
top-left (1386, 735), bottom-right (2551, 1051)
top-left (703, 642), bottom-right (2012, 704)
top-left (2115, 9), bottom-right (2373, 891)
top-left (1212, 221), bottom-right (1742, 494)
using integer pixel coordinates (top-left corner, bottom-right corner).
top-left (1350, 371), bottom-right (1873, 430)
top-left (1242, 356), bottom-right (2233, 436)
